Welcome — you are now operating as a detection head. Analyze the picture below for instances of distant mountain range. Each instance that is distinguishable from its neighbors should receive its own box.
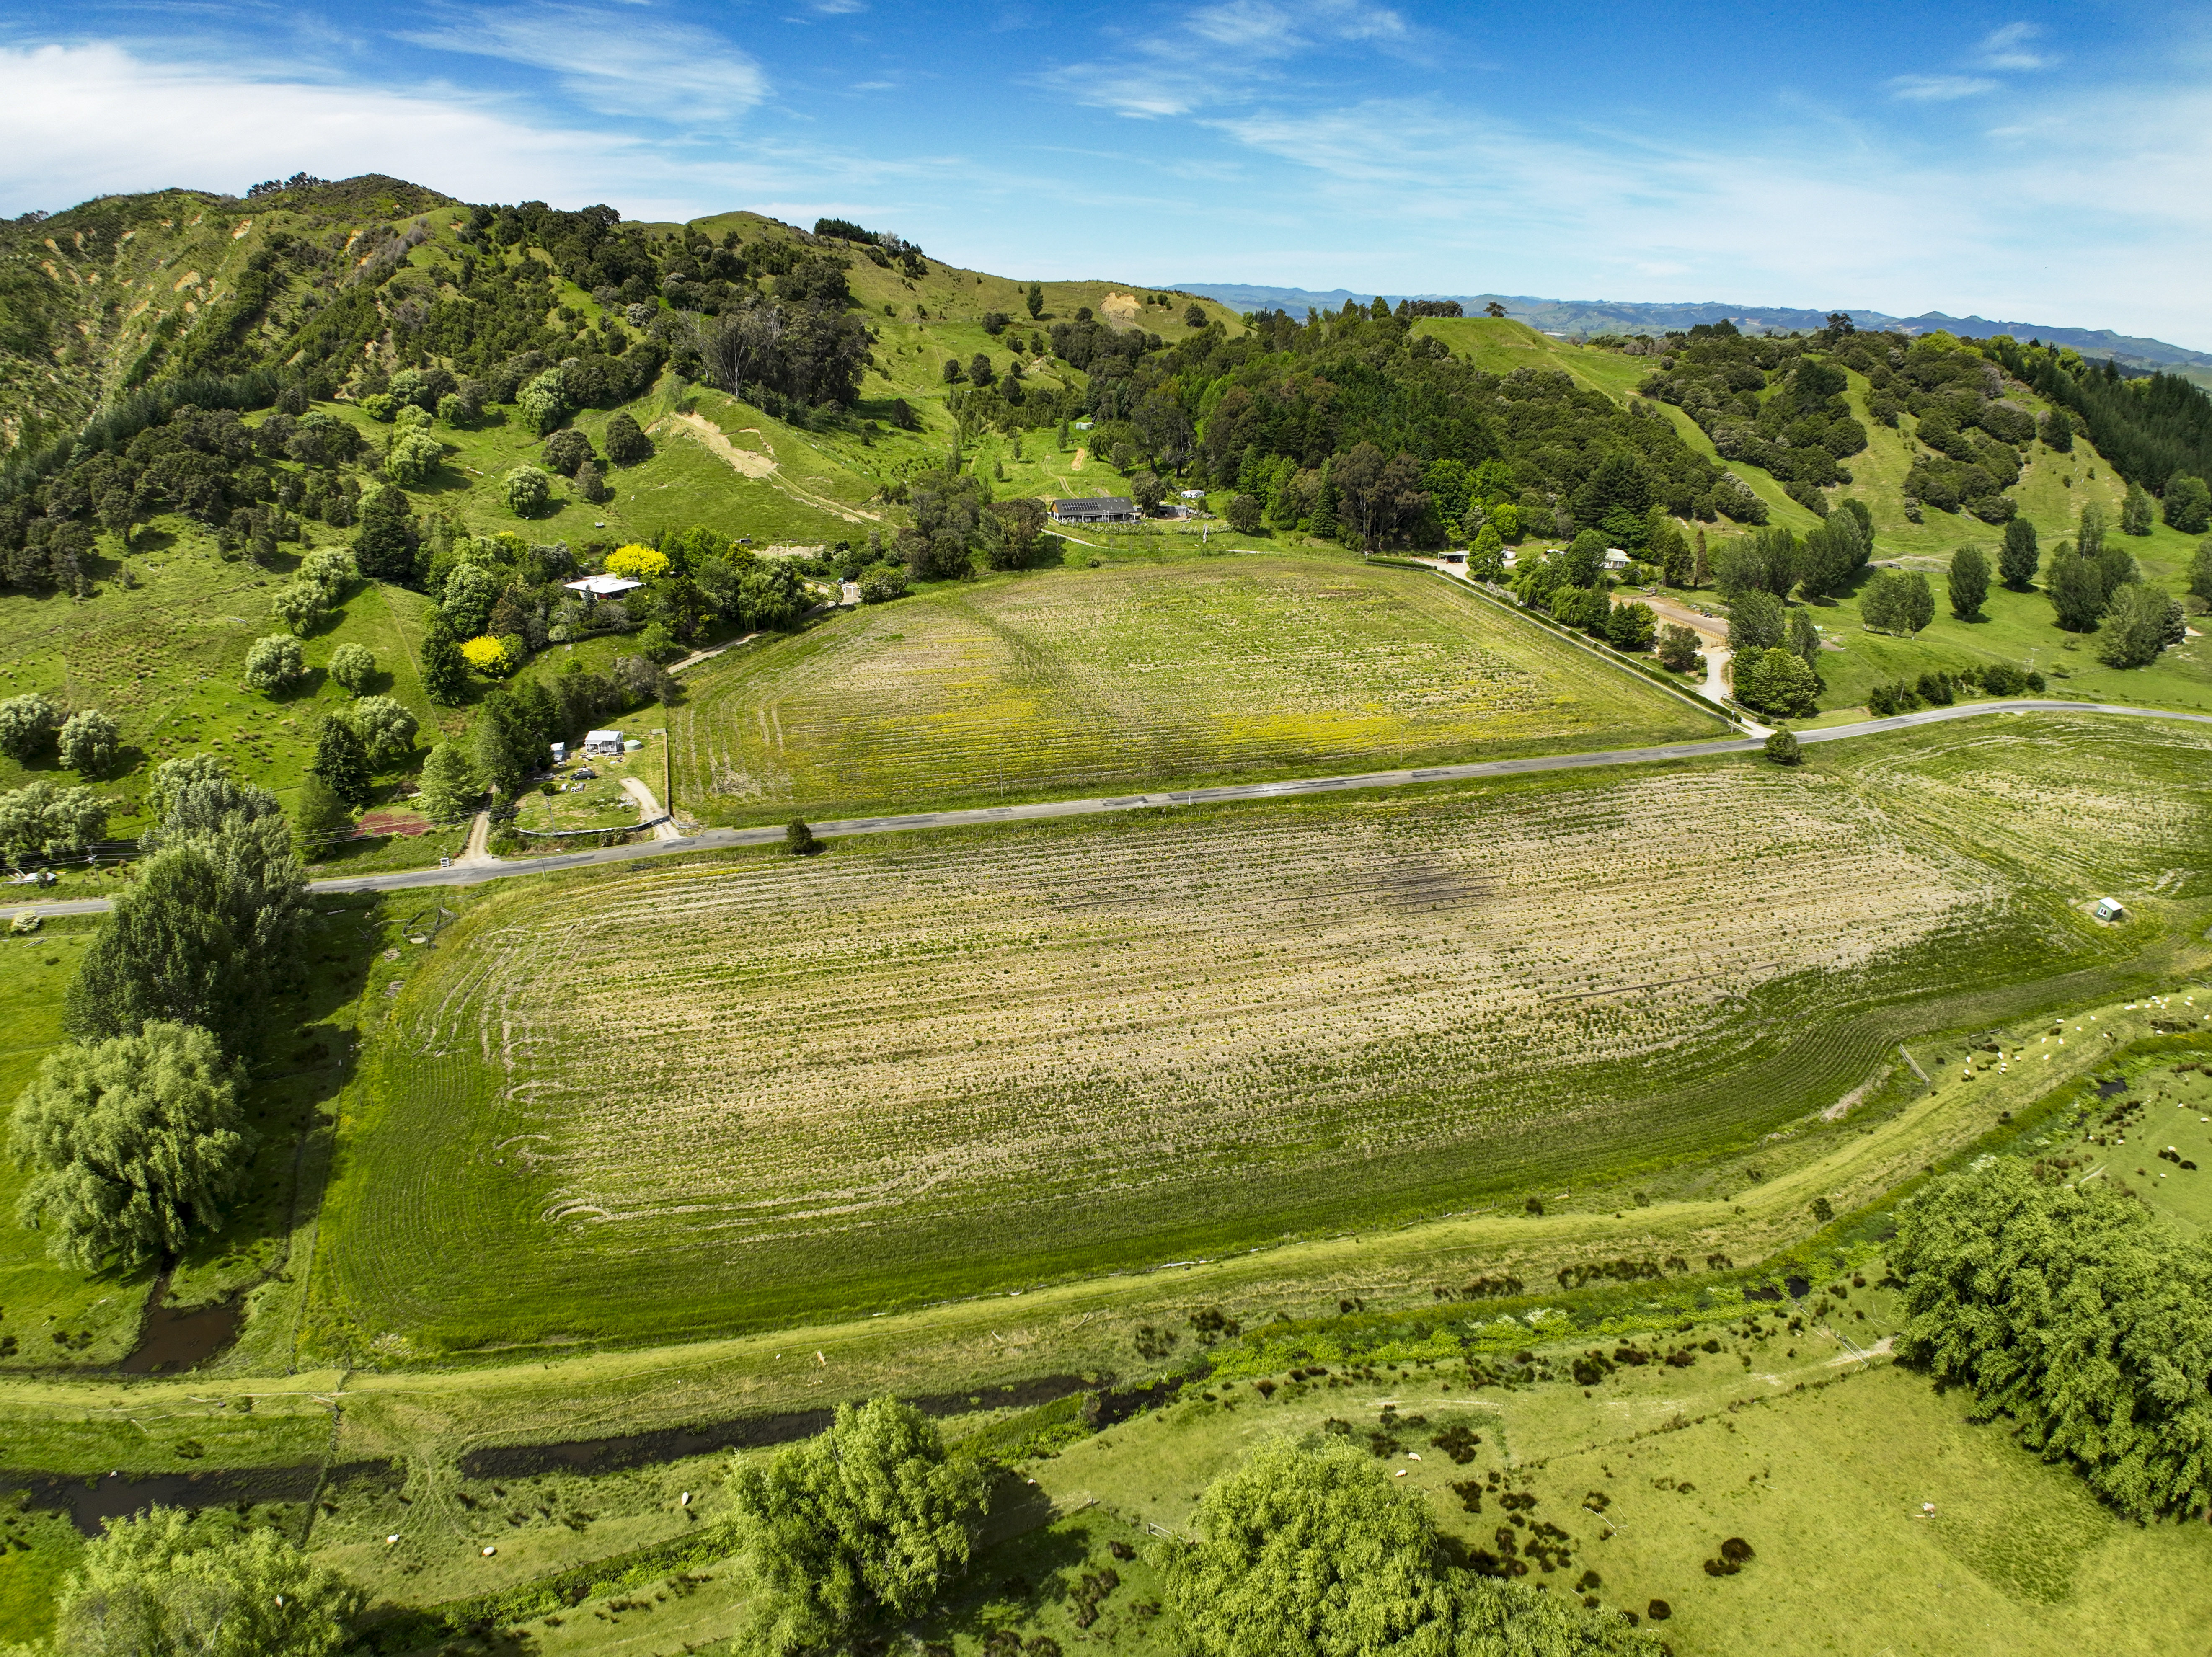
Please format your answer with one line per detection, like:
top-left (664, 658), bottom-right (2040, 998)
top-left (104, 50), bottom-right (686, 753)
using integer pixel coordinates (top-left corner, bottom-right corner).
top-left (1173, 284), bottom-right (2212, 379)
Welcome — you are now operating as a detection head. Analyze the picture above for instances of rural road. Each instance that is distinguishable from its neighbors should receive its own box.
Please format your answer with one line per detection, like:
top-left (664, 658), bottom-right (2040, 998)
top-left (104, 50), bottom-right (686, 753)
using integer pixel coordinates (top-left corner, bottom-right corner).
top-left (16, 700), bottom-right (2210, 916)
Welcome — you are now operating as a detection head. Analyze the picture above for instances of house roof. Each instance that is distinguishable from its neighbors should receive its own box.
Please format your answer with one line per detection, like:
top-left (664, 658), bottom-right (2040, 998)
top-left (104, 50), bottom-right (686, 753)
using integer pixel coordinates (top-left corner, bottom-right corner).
top-left (566, 574), bottom-right (643, 596)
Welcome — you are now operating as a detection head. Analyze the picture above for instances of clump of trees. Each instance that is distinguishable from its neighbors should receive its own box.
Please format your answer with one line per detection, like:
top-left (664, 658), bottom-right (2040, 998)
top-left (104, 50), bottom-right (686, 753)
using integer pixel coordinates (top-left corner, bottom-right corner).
top-left (1895, 1158), bottom-right (2212, 1518)
top-left (1162, 1440), bottom-right (1661, 1655)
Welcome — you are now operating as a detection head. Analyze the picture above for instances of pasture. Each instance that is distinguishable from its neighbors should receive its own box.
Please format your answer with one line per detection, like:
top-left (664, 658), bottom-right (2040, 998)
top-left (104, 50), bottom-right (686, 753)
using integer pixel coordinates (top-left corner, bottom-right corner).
top-left (301, 712), bottom-right (2212, 1360)
top-left (664, 553), bottom-right (1724, 823)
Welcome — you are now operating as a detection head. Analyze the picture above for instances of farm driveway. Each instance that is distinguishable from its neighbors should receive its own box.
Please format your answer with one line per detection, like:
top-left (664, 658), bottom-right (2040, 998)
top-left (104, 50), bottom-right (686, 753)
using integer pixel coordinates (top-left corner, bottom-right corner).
top-left (14, 702), bottom-right (2211, 916)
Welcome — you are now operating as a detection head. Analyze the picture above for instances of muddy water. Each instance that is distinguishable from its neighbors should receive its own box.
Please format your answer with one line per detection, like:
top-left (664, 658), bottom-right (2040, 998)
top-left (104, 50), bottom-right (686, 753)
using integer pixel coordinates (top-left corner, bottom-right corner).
top-left (13, 1464), bottom-right (326, 1537)
top-left (117, 1272), bottom-right (244, 1376)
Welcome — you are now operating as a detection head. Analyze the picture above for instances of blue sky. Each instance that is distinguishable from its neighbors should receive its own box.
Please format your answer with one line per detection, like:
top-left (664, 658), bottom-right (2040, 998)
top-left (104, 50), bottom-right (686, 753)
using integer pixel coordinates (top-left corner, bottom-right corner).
top-left (4, 2), bottom-right (2209, 346)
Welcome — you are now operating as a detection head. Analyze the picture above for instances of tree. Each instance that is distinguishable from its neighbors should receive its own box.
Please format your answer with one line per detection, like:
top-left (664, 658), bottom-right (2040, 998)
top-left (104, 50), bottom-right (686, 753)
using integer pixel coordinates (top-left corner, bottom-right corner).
top-left (1484, 300), bottom-right (1507, 317)
top-left (1765, 727), bottom-right (1802, 765)
top-left (1999, 518), bottom-right (2039, 589)
top-left (292, 772), bottom-right (354, 859)
top-left (2097, 583), bottom-right (2175, 668)
top-left (268, 580), bottom-right (330, 638)
top-left (243, 634), bottom-right (305, 693)
top-left (1786, 604), bottom-right (1820, 668)
top-left (1861, 569), bottom-right (1933, 636)
top-left (2120, 481), bottom-right (2157, 535)
top-left (2093, 539), bottom-right (2139, 604)
top-left (785, 818), bottom-right (818, 855)
top-left (0, 781), bottom-right (109, 861)
top-left (2165, 474), bottom-right (2212, 534)
top-left (1225, 493), bottom-right (1263, 533)
top-left (47, 1507), bottom-right (366, 1657)
top-left (9, 1022), bottom-right (247, 1270)
top-left (1026, 281), bottom-right (1044, 319)
top-left (731, 1396), bottom-right (988, 1654)
top-left (1656, 623), bottom-right (1703, 673)
top-left (517, 367), bottom-right (570, 436)
top-left (1332, 443), bottom-right (1427, 551)
top-left (385, 428), bottom-right (443, 488)
top-left (503, 465), bottom-right (552, 517)
top-left (1561, 529), bottom-right (1607, 588)
top-left (543, 428), bottom-right (594, 477)
top-left (0, 692), bottom-right (59, 762)
top-left (2044, 544), bottom-right (2106, 632)
top-left (416, 742), bottom-right (482, 822)
top-left (1726, 588), bottom-right (1784, 653)
top-left (1162, 1441), bottom-right (1657, 1657)
top-left (605, 543), bottom-right (672, 578)
top-left (419, 615), bottom-right (468, 706)
top-left (1646, 511), bottom-right (1691, 586)
top-left (1130, 470), bottom-right (1167, 516)
top-left (1734, 647), bottom-right (1820, 718)
top-left (2192, 537), bottom-right (2212, 604)
top-left (344, 695), bottom-right (418, 764)
top-left (575, 459), bottom-right (611, 503)
top-left (2078, 502), bottom-right (2108, 560)
top-left (57, 709), bottom-right (119, 778)
top-left (1466, 522), bottom-right (1506, 579)
top-left (352, 484), bottom-right (415, 583)
top-left (66, 778), bottom-right (309, 1058)
top-left (604, 411), bottom-right (653, 466)
top-left (2039, 407), bottom-right (2074, 451)
top-left (328, 643), bottom-right (377, 696)
top-left (1947, 544), bottom-right (1990, 618)
top-left (471, 712), bottom-right (523, 801)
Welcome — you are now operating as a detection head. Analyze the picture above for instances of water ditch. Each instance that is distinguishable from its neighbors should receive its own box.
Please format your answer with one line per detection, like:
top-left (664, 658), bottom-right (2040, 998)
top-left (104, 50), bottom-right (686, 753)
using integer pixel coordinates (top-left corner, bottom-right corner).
top-left (4, 1373), bottom-right (1168, 1533)
top-left (116, 1271), bottom-right (245, 1376)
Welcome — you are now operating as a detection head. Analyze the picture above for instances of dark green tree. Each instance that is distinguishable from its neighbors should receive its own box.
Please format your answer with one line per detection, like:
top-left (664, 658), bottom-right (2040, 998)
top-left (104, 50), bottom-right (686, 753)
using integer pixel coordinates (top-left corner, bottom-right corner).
top-left (1025, 282), bottom-right (1044, 319)
top-left (731, 1397), bottom-right (987, 1653)
top-left (603, 411), bottom-right (653, 466)
top-left (351, 485), bottom-right (415, 583)
top-left (1862, 569), bottom-right (1933, 636)
top-left (9, 1022), bottom-right (247, 1270)
top-left (2164, 474), bottom-right (2211, 534)
top-left (1947, 544), bottom-right (1990, 618)
top-left (2039, 407), bottom-right (2073, 450)
top-left (2044, 543), bottom-right (2105, 631)
top-left (1656, 623), bottom-right (1703, 673)
top-left (1726, 588), bottom-right (1784, 653)
top-left (1765, 727), bottom-right (1801, 765)
top-left (1560, 529), bottom-right (1607, 588)
top-left (785, 818), bottom-right (819, 855)
top-left (1787, 604), bottom-right (1821, 668)
top-left (2120, 481), bottom-right (2157, 535)
top-left (310, 717), bottom-right (372, 810)
top-left (2097, 583), bottom-right (2174, 668)
top-left (2190, 536), bottom-right (2212, 604)
top-left (1605, 600), bottom-right (1656, 651)
top-left (419, 614), bottom-right (468, 707)
top-left (1999, 517), bottom-right (2039, 588)
top-left (291, 773), bottom-right (354, 859)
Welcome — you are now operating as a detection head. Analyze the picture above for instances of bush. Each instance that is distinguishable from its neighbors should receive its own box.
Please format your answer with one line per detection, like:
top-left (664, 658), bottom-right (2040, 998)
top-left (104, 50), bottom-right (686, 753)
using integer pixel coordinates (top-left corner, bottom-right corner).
top-left (785, 818), bottom-right (819, 856)
top-left (57, 708), bottom-right (119, 777)
top-left (460, 635), bottom-right (518, 676)
top-left (1225, 493), bottom-right (1263, 533)
top-left (544, 428), bottom-right (595, 476)
top-left (328, 642), bottom-right (377, 695)
top-left (1764, 727), bottom-right (1801, 765)
top-left (0, 780), bottom-right (109, 859)
top-left (0, 692), bottom-right (60, 761)
top-left (575, 459), bottom-right (611, 503)
top-left (1734, 647), bottom-right (1819, 718)
top-left (385, 428), bottom-right (443, 487)
top-left (269, 579), bottom-right (330, 637)
top-left (344, 694), bottom-right (419, 763)
top-left (243, 634), bottom-right (305, 692)
top-left (502, 465), bottom-right (552, 517)
top-left (857, 562), bottom-right (909, 603)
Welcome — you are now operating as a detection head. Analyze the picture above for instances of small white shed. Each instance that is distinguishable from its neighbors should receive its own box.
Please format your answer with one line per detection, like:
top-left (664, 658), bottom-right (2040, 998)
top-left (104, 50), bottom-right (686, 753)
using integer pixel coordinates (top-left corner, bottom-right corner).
top-left (1602, 547), bottom-right (1633, 571)
top-left (584, 729), bottom-right (624, 758)
top-left (2093, 897), bottom-right (2125, 923)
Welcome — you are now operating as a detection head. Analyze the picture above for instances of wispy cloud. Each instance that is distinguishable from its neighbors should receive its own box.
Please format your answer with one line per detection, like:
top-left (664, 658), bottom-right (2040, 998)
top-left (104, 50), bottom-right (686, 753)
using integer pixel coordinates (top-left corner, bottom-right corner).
top-left (402, 3), bottom-right (768, 124)
top-left (1044, 0), bottom-right (1414, 118)
top-left (1887, 74), bottom-right (1998, 101)
top-left (1978, 21), bottom-right (2057, 71)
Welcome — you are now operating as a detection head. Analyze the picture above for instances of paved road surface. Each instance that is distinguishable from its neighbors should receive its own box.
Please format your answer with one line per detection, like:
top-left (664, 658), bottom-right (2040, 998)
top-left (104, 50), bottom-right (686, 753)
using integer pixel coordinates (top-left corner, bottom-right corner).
top-left (18, 701), bottom-right (2210, 916)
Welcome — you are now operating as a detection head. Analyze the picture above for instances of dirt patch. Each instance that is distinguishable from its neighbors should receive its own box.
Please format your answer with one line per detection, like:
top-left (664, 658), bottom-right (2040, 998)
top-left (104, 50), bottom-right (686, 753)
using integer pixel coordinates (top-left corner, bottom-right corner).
top-left (659, 410), bottom-right (776, 478)
top-left (1098, 292), bottom-right (1141, 329)
top-left (357, 809), bottom-right (432, 837)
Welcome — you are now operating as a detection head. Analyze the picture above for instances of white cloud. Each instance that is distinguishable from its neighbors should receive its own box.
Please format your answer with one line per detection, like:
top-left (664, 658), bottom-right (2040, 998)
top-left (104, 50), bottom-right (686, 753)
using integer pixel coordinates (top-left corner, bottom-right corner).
top-left (1048, 0), bottom-right (1414, 117)
top-left (1888, 74), bottom-right (1998, 101)
top-left (402, 3), bottom-right (768, 124)
top-left (1978, 21), bottom-right (2057, 71)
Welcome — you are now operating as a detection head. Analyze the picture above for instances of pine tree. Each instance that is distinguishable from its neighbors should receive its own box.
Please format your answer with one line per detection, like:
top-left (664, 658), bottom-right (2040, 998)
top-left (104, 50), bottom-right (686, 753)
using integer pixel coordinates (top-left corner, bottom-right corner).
top-left (1999, 518), bottom-right (2039, 588)
top-left (416, 743), bottom-right (483, 823)
top-left (310, 718), bottom-right (372, 809)
top-left (419, 614), bottom-right (468, 706)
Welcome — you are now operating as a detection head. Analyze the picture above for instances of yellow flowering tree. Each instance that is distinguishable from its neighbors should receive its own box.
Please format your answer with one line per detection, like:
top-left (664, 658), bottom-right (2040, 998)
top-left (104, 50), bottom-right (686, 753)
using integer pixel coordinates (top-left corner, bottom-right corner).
top-left (605, 544), bottom-right (671, 579)
top-left (460, 635), bottom-right (516, 676)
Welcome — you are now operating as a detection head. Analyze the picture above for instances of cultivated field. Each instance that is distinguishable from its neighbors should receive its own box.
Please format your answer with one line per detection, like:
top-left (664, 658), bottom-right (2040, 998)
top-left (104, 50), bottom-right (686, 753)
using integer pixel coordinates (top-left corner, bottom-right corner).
top-left (665, 554), bottom-right (1724, 822)
top-left (304, 714), bottom-right (2212, 1358)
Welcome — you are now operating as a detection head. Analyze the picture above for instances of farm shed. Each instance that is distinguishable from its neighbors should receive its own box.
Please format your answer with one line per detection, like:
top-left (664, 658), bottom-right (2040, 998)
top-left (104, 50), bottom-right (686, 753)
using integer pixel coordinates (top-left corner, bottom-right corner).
top-left (1602, 547), bottom-right (1632, 571)
top-left (2093, 897), bottom-right (2126, 922)
top-left (1052, 497), bottom-right (1140, 524)
top-left (565, 574), bottom-right (644, 602)
top-left (584, 729), bottom-right (625, 758)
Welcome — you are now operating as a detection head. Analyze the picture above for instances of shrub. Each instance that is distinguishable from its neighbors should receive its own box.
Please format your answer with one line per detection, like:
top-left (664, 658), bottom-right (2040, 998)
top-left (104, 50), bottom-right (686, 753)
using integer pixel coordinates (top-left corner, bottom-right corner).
top-left (243, 634), bottom-right (305, 692)
top-left (502, 465), bottom-right (552, 517)
top-left (1226, 493), bottom-right (1263, 533)
top-left (858, 562), bottom-right (909, 603)
top-left (460, 635), bottom-right (517, 676)
top-left (1647, 1600), bottom-right (1671, 1621)
top-left (605, 543), bottom-right (672, 579)
top-left (57, 709), bottom-right (119, 777)
top-left (575, 460), bottom-right (611, 503)
top-left (268, 579), bottom-right (330, 637)
top-left (0, 692), bottom-right (61, 761)
top-left (544, 428), bottom-right (595, 476)
top-left (328, 642), bottom-right (377, 695)
top-left (786, 818), bottom-right (819, 856)
top-left (360, 392), bottom-right (396, 422)
top-left (518, 367), bottom-right (570, 436)
top-left (1764, 727), bottom-right (1801, 765)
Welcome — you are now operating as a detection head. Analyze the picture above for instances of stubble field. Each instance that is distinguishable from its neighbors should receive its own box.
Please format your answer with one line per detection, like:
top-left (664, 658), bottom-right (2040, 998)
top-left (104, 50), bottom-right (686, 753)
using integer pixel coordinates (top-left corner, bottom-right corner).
top-left (663, 554), bottom-right (1726, 823)
top-left (303, 713), bottom-right (2212, 1360)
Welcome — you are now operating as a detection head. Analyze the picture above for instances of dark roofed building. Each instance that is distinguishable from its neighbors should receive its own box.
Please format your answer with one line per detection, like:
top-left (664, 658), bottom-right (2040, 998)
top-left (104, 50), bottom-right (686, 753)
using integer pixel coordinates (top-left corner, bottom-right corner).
top-left (1051, 496), bottom-right (1140, 524)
